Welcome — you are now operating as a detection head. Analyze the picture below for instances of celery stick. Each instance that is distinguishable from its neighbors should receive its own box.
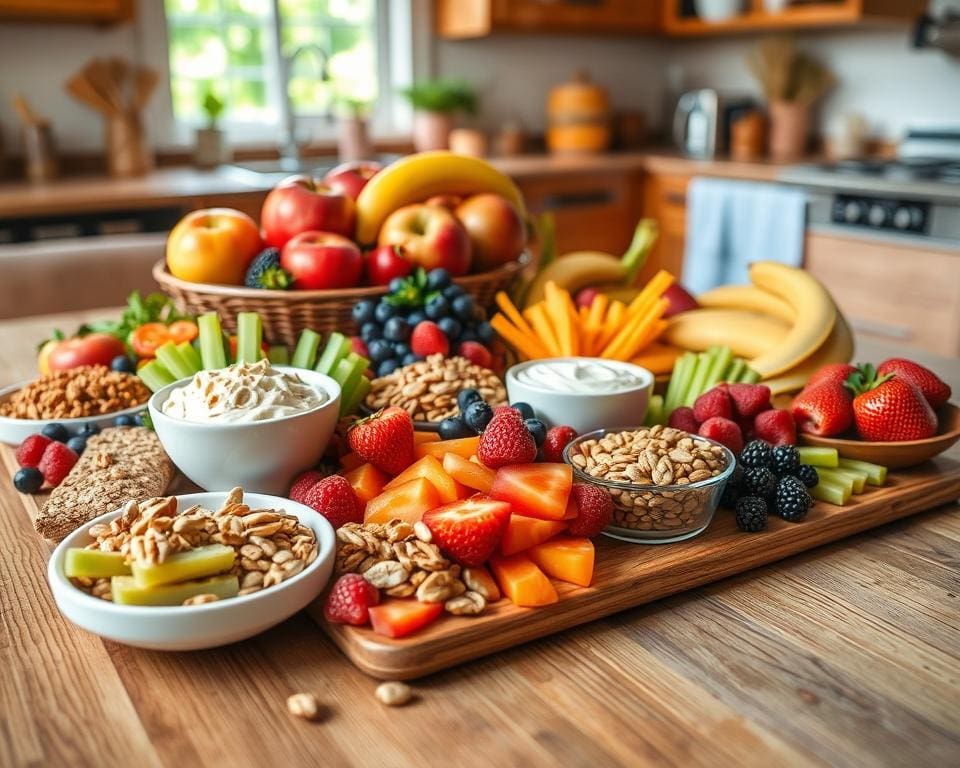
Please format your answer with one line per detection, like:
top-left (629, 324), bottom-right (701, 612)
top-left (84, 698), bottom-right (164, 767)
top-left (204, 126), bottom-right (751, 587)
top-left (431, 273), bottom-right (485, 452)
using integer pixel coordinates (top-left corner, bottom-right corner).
top-left (176, 341), bottom-right (202, 374)
top-left (815, 468), bottom-right (854, 496)
top-left (684, 350), bottom-right (714, 407)
top-left (235, 312), bottom-right (262, 364)
top-left (155, 341), bottom-right (194, 381)
top-left (819, 467), bottom-right (866, 494)
top-left (138, 360), bottom-right (176, 392)
top-left (701, 346), bottom-right (733, 391)
top-left (810, 478), bottom-right (851, 506)
top-left (340, 374), bottom-right (371, 417)
top-left (724, 358), bottom-right (746, 383)
top-left (333, 352), bottom-right (369, 408)
top-left (199, 312), bottom-right (227, 370)
top-left (797, 446), bottom-right (839, 467)
top-left (664, 351), bottom-right (696, 416)
top-left (291, 329), bottom-right (321, 369)
top-left (267, 345), bottom-right (290, 365)
top-left (739, 366), bottom-right (761, 384)
top-left (838, 457), bottom-right (887, 486)
top-left (315, 332), bottom-right (350, 375)
top-left (643, 394), bottom-right (664, 427)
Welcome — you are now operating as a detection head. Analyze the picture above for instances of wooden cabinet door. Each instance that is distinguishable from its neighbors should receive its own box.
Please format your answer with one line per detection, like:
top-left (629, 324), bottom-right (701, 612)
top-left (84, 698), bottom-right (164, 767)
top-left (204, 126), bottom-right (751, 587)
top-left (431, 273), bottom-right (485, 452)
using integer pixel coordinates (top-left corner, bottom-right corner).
top-left (438, 0), bottom-right (660, 37)
top-left (639, 172), bottom-right (689, 283)
top-left (0, 0), bottom-right (133, 23)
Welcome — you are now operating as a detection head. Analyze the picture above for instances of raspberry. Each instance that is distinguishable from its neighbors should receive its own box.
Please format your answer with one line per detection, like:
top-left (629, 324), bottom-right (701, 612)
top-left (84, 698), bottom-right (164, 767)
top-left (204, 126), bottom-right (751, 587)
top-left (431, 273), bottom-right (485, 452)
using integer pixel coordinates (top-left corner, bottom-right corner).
top-left (289, 469), bottom-right (324, 504)
top-left (566, 484), bottom-right (613, 538)
top-left (477, 408), bottom-right (537, 469)
top-left (456, 341), bottom-right (492, 370)
top-left (698, 416), bottom-right (744, 455)
top-left (542, 425), bottom-right (578, 463)
top-left (323, 573), bottom-right (380, 625)
top-left (693, 386), bottom-right (732, 423)
top-left (15, 434), bottom-right (52, 468)
top-left (410, 321), bottom-right (449, 357)
top-left (667, 406), bottom-right (700, 434)
top-left (37, 441), bottom-right (78, 487)
top-left (753, 409), bottom-right (797, 447)
top-left (301, 475), bottom-right (364, 528)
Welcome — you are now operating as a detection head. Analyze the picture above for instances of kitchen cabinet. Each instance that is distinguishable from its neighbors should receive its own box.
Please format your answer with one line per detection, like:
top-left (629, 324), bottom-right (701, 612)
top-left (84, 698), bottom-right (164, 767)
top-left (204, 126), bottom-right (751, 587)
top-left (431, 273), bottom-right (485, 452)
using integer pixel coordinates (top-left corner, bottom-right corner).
top-left (639, 171), bottom-right (690, 282)
top-left (437, 0), bottom-right (660, 38)
top-left (0, 0), bottom-right (133, 23)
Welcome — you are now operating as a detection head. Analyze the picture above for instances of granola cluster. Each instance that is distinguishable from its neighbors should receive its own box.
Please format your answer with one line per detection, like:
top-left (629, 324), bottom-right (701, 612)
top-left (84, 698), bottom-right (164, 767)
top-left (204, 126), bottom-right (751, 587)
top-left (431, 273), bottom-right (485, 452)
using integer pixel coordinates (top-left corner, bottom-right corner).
top-left (1, 365), bottom-right (150, 420)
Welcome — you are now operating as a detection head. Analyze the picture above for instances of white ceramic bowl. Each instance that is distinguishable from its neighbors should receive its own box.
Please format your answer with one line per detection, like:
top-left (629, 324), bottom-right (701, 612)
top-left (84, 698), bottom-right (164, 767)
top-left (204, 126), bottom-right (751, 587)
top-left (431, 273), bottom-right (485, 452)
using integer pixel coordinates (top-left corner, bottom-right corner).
top-left (48, 491), bottom-right (335, 651)
top-left (148, 366), bottom-right (340, 495)
top-left (0, 379), bottom-right (146, 445)
top-left (505, 357), bottom-right (654, 434)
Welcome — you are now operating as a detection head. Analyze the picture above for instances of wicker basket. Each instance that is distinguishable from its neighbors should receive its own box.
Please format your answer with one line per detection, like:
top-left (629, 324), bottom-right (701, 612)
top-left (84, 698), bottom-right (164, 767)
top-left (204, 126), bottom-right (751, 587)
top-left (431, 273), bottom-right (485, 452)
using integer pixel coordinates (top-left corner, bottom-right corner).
top-left (152, 255), bottom-right (528, 347)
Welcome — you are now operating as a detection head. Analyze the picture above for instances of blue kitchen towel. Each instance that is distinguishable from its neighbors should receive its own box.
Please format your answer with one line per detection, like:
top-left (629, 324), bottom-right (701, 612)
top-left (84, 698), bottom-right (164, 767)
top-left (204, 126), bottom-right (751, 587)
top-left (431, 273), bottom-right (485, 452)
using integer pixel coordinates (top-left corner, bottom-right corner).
top-left (683, 177), bottom-right (806, 294)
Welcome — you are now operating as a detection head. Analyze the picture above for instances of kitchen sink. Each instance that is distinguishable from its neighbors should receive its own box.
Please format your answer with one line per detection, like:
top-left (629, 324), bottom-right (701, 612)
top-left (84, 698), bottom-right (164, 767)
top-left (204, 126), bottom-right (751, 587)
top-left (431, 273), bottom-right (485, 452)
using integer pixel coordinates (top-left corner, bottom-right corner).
top-left (223, 154), bottom-right (401, 185)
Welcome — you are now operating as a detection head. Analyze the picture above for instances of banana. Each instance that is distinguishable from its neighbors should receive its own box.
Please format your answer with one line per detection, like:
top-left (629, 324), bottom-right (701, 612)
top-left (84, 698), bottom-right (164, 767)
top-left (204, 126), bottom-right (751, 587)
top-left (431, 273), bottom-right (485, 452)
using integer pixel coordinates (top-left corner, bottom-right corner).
top-left (697, 284), bottom-right (796, 324)
top-left (761, 302), bottom-right (854, 395)
top-left (355, 151), bottom-right (526, 244)
top-left (748, 262), bottom-right (836, 378)
top-left (524, 251), bottom-right (625, 307)
top-left (664, 309), bottom-right (789, 359)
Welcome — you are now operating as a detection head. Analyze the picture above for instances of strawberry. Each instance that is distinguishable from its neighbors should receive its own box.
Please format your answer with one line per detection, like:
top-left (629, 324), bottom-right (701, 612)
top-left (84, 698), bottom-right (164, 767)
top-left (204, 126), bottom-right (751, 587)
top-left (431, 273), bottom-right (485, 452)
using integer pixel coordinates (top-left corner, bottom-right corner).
top-left (846, 364), bottom-right (938, 441)
top-left (693, 386), bottom-right (732, 423)
top-left (301, 475), bottom-right (364, 528)
top-left (16, 434), bottom-right (52, 468)
top-left (727, 383), bottom-right (772, 419)
top-left (698, 416), bottom-right (743, 454)
top-left (288, 469), bottom-right (324, 504)
top-left (753, 408), bottom-right (796, 446)
top-left (422, 496), bottom-right (512, 566)
top-left (807, 363), bottom-right (857, 390)
top-left (349, 335), bottom-right (369, 359)
top-left (348, 406), bottom-right (415, 475)
top-left (37, 441), bottom-right (78, 487)
top-left (477, 408), bottom-right (537, 468)
top-left (323, 573), bottom-right (380, 625)
top-left (565, 484), bottom-right (613, 538)
top-left (410, 321), bottom-right (449, 357)
top-left (542, 425), bottom-right (578, 463)
top-left (877, 358), bottom-right (952, 409)
top-left (791, 382), bottom-right (854, 437)
top-left (667, 406), bottom-right (700, 434)
top-left (457, 341), bottom-right (492, 370)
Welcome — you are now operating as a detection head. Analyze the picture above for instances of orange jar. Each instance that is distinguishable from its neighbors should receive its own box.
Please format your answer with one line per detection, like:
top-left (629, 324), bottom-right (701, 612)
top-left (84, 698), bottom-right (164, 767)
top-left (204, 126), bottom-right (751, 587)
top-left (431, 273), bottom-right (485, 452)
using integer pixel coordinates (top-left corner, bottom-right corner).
top-left (546, 71), bottom-right (610, 154)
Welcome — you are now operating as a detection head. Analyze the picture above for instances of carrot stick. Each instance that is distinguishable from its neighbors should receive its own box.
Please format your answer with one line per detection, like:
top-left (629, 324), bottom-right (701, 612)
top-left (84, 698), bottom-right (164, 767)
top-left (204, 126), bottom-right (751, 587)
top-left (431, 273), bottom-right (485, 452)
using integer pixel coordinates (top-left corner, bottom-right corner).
top-left (594, 301), bottom-right (626, 354)
top-left (524, 304), bottom-right (562, 357)
top-left (491, 314), bottom-right (548, 360)
top-left (544, 281), bottom-right (576, 356)
top-left (495, 291), bottom-right (539, 339)
top-left (602, 297), bottom-right (668, 360)
top-left (627, 270), bottom-right (674, 317)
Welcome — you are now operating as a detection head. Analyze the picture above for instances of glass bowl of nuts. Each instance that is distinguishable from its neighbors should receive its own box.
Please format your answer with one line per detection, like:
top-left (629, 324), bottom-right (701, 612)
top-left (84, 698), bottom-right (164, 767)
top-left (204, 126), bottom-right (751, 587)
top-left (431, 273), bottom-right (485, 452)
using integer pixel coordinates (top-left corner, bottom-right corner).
top-left (563, 424), bottom-right (736, 544)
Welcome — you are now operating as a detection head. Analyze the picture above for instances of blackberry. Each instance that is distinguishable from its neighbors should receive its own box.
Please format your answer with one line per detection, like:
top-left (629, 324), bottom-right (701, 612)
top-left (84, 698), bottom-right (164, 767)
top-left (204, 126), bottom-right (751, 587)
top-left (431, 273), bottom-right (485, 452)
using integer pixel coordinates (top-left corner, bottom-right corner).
top-left (770, 445), bottom-right (801, 477)
top-left (774, 475), bottom-right (812, 522)
top-left (742, 466), bottom-right (777, 498)
top-left (735, 496), bottom-right (768, 532)
top-left (740, 439), bottom-right (772, 469)
top-left (794, 464), bottom-right (819, 489)
top-left (720, 481), bottom-right (741, 510)
top-left (244, 248), bottom-right (290, 289)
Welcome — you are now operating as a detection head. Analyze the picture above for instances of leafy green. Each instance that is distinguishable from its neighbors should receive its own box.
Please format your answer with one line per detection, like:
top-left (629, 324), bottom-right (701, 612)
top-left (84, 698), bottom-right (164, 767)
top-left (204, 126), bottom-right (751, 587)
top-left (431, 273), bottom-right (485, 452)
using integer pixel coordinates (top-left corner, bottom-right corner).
top-left (384, 268), bottom-right (439, 308)
top-left (82, 292), bottom-right (192, 341)
top-left (398, 79), bottom-right (476, 115)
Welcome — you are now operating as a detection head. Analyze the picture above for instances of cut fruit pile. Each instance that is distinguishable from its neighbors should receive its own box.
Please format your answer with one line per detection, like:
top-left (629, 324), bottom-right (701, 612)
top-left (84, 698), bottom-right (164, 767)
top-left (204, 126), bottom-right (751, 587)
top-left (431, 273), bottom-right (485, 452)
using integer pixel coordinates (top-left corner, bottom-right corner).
top-left (797, 446), bottom-right (888, 505)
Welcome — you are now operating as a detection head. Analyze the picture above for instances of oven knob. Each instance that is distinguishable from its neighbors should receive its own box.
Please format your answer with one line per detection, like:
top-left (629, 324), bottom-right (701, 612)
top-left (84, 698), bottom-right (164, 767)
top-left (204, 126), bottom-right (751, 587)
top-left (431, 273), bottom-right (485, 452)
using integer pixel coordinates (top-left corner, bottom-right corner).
top-left (868, 204), bottom-right (887, 227)
top-left (843, 200), bottom-right (863, 223)
top-left (893, 206), bottom-right (913, 230)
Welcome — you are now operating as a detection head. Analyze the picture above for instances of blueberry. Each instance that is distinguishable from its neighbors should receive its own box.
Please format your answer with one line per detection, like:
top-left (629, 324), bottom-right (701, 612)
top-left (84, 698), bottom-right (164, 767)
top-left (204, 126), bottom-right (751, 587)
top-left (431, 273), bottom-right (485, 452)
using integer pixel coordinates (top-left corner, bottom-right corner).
top-left (458, 330), bottom-right (478, 345)
top-left (457, 388), bottom-right (482, 412)
top-left (407, 310), bottom-right (427, 327)
top-left (41, 423), bottom-right (69, 443)
top-left (79, 422), bottom-right (101, 437)
top-left (394, 342), bottom-right (411, 358)
top-left (374, 301), bottom-right (396, 324)
top-left (463, 400), bottom-right (494, 433)
top-left (388, 277), bottom-right (407, 294)
top-left (452, 294), bottom-right (475, 321)
top-left (442, 284), bottom-right (465, 300)
top-left (13, 467), bottom-right (43, 494)
top-left (66, 435), bottom-right (87, 455)
top-left (110, 355), bottom-right (135, 373)
top-left (402, 353), bottom-right (421, 366)
top-left (352, 299), bottom-right (376, 326)
top-left (383, 316), bottom-right (411, 343)
top-left (425, 294), bottom-right (450, 320)
top-left (377, 359), bottom-right (400, 377)
top-left (426, 268), bottom-right (452, 290)
top-left (511, 402), bottom-right (535, 421)
top-left (525, 418), bottom-right (547, 447)
top-left (476, 322), bottom-right (495, 343)
top-left (360, 322), bottom-right (382, 343)
top-left (437, 317), bottom-right (461, 341)
top-left (368, 339), bottom-right (392, 362)
top-left (438, 416), bottom-right (473, 440)
top-left (114, 414), bottom-right (137, 427)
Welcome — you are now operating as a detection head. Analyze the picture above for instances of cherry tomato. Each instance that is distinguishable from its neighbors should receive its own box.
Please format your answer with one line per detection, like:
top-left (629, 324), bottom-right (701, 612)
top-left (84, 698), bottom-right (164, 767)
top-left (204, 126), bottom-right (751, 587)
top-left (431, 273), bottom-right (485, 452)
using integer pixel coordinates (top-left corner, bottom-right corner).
top-left (130, 323), bottom-right (171, 359)
top-left (167, 320), bottom-right (199, 344)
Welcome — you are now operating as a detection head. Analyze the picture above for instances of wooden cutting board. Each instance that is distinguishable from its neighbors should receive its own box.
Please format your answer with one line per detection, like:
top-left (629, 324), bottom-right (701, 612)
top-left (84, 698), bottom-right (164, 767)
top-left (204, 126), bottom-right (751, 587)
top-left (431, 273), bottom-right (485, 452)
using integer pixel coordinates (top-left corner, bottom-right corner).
top-left (308, 457), bottom-right (960, 680)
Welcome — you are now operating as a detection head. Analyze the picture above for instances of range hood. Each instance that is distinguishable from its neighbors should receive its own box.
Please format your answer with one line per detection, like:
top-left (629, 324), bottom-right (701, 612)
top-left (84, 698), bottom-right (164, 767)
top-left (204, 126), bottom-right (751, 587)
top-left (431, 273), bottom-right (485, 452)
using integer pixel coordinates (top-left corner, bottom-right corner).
top-left (914, 0), bottom-right (960, 56)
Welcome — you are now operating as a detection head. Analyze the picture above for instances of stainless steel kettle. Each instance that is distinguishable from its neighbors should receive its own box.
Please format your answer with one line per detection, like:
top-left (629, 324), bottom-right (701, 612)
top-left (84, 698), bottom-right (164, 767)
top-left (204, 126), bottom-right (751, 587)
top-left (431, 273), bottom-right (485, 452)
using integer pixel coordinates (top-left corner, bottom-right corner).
top-left (673, 89), bottom-right (720, 158)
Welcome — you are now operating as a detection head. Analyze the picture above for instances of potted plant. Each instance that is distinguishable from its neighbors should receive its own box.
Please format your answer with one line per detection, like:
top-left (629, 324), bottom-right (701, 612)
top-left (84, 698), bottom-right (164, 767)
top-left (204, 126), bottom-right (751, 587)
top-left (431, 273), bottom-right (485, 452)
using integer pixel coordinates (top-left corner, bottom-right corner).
top-left (399, 79), bottom-right (476, 152)
top-left (194, 90), bottom-right (228, 168)
top-left (335, 96), bottom-right (374, 161)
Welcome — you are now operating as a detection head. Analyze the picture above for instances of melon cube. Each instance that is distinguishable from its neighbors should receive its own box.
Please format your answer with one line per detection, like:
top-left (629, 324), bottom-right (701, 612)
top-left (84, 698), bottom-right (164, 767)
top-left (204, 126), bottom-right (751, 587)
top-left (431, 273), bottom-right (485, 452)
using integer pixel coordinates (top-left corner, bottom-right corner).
top-left (500, 515), bottom-right (567, 556)
top-left (489, 553), bottom-right (558, 607)
top-left (490, 463), bottom-right (573, 521)
top-left (527, 536), bottom-right (595, 588)
top-left (364, 478), bottom-right (441, 524)
top-left (384, 454), bottom-right (459, 503)
top-left (415, 435), bottom-right (480, 460)
top-left (442, 452), bottom-right (495, 494)
top-left (343, 462), bottom-right (389, 503)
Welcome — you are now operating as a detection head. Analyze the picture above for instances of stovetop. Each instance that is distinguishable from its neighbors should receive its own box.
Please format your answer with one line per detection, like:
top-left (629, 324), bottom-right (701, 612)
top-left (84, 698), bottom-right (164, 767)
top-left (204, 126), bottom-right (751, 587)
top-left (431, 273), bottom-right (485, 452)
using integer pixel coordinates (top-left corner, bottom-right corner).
top-left (822, 157), bottom-right (960, 184)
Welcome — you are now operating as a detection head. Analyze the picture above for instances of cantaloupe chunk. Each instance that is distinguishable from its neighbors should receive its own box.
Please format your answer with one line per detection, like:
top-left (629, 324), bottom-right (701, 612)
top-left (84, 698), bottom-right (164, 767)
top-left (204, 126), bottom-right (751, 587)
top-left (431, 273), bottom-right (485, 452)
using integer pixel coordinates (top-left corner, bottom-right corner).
top-left (500, 515), bottom-right (567, 556)
top-left (462, 565), bottom-right (501, 602)
top-left (415, 435), bottom-right (480, 460)
top-left (527, 537), bottom-right (595, 588)
top-left (442, 452), bottom-right (495, 494)
top-left (339, 451), bottom-right (364, 471)
top-left (489, 553), bottom-right (558, 607)
top-left (364, 478), bottom-right (441, 524)
top-left (384, 455), bottom-right (459, 503)
top-left (343, 463), bottom-right (389, 503)
top-left (131, 544), bottom-right (236, 588)
top-left (414, 431), bottom-right (441, 445)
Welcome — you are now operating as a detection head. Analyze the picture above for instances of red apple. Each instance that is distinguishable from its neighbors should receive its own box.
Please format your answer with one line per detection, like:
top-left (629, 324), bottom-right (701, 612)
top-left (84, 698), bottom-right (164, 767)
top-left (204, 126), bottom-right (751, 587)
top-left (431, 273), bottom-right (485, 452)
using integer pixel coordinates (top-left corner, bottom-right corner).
top-left (261, 176), bottom-right (356, 249)
top-left (322, 161), bottom-right (382, 201)
top-left (424, 194), bottom-right (463, 211)
top-left (280, 231), bottom-right (363, 289)
top-left (366, 244), bottom-right (414, 286)
top-left (454, 193), bottom-right (525, 272)
top-left (379, 204), bottom-right (472, 276)
top-left (48, 333), bottom-right (127, 372)
top-left (663, 283), bottom-right (700, 317)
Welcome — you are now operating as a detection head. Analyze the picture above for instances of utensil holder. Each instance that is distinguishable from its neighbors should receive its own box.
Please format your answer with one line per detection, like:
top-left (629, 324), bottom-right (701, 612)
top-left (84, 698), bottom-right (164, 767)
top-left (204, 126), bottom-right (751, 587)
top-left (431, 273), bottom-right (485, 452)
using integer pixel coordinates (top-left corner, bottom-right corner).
top-left (768, 100), bottom-right (809, 162)
top-left (106, 111), bottom-right (152, 177)
top-left (22, 124), bottom-right (59, 183)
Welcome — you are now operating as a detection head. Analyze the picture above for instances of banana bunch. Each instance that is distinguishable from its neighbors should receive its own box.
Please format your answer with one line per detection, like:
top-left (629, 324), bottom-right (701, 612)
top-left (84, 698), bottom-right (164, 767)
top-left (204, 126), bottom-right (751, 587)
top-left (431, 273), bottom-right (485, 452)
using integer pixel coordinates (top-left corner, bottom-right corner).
top-left (665, 262), bottom-right (853, 395)
top-left (355, 151), bottom-right (526, 244)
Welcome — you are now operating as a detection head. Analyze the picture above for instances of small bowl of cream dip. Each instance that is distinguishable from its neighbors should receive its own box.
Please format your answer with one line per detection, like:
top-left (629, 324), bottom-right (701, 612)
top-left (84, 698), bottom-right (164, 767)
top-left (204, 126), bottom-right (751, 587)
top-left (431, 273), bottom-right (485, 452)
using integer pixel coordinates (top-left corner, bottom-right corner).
top-left (149, 360), bottom-right (341, 495)
top-left (505, 357), bottom-right (654, 434)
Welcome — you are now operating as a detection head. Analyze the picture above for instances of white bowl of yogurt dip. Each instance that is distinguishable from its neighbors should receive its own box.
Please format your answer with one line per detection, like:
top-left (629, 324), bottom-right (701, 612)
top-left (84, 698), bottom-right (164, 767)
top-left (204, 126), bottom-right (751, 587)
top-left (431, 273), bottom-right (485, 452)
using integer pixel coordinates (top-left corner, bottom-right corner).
top-left (505, 357), bottom-right (654, 434)
top-left (149, 360), bottom-right (340, 495)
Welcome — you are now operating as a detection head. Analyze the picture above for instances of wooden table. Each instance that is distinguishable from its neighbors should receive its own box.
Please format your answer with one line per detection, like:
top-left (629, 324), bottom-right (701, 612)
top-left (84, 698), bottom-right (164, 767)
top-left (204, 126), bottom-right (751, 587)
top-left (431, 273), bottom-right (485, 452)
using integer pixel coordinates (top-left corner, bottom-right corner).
top-left (2, 310), bottom-right (959, 768)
